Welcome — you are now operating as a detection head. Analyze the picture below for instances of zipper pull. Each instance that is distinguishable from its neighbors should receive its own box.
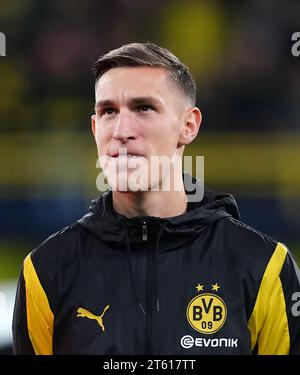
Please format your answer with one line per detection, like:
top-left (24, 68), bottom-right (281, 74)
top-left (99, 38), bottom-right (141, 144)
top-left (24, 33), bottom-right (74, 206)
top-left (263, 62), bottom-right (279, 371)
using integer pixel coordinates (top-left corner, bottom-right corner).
top-left (142, 221), bottom-right (148, 241)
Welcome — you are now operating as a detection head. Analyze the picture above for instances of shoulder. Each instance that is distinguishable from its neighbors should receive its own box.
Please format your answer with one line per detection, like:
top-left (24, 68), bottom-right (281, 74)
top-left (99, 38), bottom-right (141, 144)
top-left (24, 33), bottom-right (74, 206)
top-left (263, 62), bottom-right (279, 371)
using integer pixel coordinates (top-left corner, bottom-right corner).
top-left (221, 216), bottom-right (298, 281)
top-left (218, 216), bottom-right (284, 271)
top-left (222, 216), bottom-right (277, 252)
top-left (24, 223), bottom-right (87, 294)
top-left (31, 222), bottom-right (85, 264)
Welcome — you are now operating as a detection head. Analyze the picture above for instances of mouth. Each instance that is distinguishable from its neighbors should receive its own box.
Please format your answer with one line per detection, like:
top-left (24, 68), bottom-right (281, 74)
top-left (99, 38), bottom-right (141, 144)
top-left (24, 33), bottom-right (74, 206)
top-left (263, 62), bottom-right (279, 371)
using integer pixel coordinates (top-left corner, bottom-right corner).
top-left (110, 153), bottom-right (143, 158)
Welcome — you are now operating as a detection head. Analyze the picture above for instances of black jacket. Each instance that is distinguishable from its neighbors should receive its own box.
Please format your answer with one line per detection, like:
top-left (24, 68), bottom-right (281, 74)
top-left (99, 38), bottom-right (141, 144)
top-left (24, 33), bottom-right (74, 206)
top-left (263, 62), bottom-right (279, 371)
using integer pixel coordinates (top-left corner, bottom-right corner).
top-left (13, 176), bottom-right (300, 354)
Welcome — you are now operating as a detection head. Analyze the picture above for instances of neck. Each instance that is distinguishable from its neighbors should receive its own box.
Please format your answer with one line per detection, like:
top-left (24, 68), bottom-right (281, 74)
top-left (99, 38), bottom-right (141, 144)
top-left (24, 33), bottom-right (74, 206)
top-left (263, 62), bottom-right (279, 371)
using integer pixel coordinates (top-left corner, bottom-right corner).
top-left (112, 178), bottom-right (187, 219)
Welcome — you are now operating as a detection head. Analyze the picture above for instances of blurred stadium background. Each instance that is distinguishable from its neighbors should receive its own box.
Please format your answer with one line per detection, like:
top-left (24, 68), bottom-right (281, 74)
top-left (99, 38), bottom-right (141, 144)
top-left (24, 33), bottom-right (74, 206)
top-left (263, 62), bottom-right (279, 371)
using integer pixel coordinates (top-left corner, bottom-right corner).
top-left (0, 0), bottom-right (299, 354)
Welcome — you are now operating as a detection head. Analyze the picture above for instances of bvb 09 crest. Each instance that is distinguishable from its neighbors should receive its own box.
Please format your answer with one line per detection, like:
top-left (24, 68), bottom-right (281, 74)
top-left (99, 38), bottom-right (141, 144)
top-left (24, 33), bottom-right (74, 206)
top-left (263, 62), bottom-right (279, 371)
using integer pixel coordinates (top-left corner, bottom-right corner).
top-left (186, 283), bottom-right (227, 334)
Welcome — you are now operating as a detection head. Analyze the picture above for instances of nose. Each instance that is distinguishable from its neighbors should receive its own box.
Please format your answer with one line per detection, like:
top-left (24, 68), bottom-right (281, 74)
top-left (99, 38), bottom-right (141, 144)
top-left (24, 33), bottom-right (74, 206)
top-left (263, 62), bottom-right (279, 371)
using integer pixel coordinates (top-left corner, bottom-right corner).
top-left (112, 109), bottom-right (136, 142)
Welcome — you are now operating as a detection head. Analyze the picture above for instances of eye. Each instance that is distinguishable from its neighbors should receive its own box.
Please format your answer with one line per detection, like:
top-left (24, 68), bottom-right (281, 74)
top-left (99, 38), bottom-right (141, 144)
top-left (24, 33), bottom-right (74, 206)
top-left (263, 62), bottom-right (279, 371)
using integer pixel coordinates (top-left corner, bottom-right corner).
top-left (136, 104), bottom-right (154, 112)
top-left (103, 107), bottom-right (116, 115)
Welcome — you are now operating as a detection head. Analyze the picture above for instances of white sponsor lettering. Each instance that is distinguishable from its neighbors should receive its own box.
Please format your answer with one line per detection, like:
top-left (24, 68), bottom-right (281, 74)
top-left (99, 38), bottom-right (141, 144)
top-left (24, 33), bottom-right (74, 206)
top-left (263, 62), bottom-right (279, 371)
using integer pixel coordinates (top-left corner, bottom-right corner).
top-left (181, 335), bottom-right (238, 349)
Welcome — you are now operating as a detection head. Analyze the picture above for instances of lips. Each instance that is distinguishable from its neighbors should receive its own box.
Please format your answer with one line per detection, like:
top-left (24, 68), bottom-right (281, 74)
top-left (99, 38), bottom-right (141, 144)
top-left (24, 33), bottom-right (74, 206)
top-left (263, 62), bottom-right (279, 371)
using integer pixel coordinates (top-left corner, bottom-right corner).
top-left (110, 151), bottom-right (143, 157)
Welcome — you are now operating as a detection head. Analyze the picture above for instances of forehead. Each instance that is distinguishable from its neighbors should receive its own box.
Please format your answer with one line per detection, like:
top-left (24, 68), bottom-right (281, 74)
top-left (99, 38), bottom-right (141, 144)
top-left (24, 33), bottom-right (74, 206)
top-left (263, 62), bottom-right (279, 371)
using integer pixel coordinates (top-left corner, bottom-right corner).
top-left (95, 66), bottom-right (173, 100)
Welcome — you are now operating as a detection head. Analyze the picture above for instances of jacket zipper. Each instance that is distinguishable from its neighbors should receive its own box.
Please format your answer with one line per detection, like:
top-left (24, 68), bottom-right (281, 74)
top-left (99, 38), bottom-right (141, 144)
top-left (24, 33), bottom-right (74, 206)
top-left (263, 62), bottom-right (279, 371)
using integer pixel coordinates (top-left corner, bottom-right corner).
top-left (142, 221), bottom-right (148, 241)
top-left (142, 220), bottom-right (154, 354)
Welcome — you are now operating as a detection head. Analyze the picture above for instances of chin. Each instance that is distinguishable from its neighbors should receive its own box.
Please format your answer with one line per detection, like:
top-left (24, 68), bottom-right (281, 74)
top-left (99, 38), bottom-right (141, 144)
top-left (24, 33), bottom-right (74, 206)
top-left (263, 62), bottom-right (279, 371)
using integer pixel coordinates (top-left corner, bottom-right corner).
top-left (109, 171), bottom-right (153, 193)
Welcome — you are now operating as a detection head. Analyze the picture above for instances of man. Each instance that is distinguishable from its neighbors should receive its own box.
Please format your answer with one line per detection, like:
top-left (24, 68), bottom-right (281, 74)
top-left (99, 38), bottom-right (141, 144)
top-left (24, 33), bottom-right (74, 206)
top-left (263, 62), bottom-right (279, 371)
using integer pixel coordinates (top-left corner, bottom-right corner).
top-left (13, 42), bottom-right (300, 355)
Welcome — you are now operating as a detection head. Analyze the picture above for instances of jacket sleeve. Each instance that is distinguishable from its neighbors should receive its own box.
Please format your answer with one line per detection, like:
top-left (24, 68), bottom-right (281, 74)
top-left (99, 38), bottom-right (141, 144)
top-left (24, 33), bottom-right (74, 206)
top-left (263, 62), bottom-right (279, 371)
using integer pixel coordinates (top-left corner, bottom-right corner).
top-left (12, 254), bottom-right (54, 355)
top-left (279, 248), bottom-right (300, 354)
top-left (248, 242), bottom-right (300, 354)
top-left (12, 268), bottom-right (35, 354)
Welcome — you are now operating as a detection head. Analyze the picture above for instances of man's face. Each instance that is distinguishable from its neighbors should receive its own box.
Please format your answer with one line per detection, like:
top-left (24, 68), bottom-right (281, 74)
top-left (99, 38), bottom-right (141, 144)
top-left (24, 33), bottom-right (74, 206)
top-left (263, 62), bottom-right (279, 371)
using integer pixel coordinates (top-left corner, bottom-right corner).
top-left (92, 66), bottom-right (189, 192)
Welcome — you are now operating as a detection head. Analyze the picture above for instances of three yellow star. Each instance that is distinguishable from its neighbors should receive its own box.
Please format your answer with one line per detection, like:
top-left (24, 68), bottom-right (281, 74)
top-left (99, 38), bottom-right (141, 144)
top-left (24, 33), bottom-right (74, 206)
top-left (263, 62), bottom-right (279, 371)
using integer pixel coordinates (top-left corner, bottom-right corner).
top-left (211, 283), bottom-right (220, 291)
top-left (195, 283), bottom-right (204, 292)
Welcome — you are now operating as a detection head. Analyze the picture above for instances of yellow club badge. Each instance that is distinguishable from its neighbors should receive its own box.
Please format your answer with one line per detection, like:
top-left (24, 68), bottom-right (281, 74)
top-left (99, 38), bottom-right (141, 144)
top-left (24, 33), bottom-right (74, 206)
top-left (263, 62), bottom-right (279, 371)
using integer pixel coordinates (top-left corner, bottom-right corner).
top-left (186, 283), bottom-right (227, 334)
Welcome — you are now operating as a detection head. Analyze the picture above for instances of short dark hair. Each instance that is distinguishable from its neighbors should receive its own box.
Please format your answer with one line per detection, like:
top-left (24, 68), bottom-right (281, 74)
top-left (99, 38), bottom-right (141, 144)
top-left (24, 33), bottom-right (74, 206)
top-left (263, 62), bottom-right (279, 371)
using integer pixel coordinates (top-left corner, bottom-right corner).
top-left (93, 42), bottom-right (196, 106)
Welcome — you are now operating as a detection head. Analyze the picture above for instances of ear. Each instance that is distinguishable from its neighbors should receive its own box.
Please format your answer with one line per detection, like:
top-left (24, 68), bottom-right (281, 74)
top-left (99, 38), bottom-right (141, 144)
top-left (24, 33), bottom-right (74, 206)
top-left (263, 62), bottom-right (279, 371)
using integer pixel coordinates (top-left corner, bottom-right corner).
top-left (91, 114), bottom-right (96, 138)
top-left (178, 107), bottom-right (202, 147)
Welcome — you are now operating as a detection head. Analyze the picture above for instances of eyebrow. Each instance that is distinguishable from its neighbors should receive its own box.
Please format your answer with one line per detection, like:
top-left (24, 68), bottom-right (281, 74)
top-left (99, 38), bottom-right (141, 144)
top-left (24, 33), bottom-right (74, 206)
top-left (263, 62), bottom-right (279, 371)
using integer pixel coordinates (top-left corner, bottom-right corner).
top-left (95, 96), bottom-right (162, 109)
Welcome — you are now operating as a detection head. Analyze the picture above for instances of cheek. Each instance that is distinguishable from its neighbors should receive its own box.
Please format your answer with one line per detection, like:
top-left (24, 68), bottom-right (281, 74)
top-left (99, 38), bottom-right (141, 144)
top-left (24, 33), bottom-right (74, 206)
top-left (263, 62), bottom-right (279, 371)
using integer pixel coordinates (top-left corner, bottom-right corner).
top-left (94, 126), bottom-right (111, 153)
top-left (155, 121), bottom-right (179, 147)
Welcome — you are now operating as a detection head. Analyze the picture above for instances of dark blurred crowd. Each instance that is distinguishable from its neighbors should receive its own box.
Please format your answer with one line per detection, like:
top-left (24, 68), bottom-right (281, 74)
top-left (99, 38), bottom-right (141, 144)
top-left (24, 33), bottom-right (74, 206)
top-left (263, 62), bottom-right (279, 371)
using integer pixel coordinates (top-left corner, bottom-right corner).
top-left (0, 0), bottom-right (299, 133)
